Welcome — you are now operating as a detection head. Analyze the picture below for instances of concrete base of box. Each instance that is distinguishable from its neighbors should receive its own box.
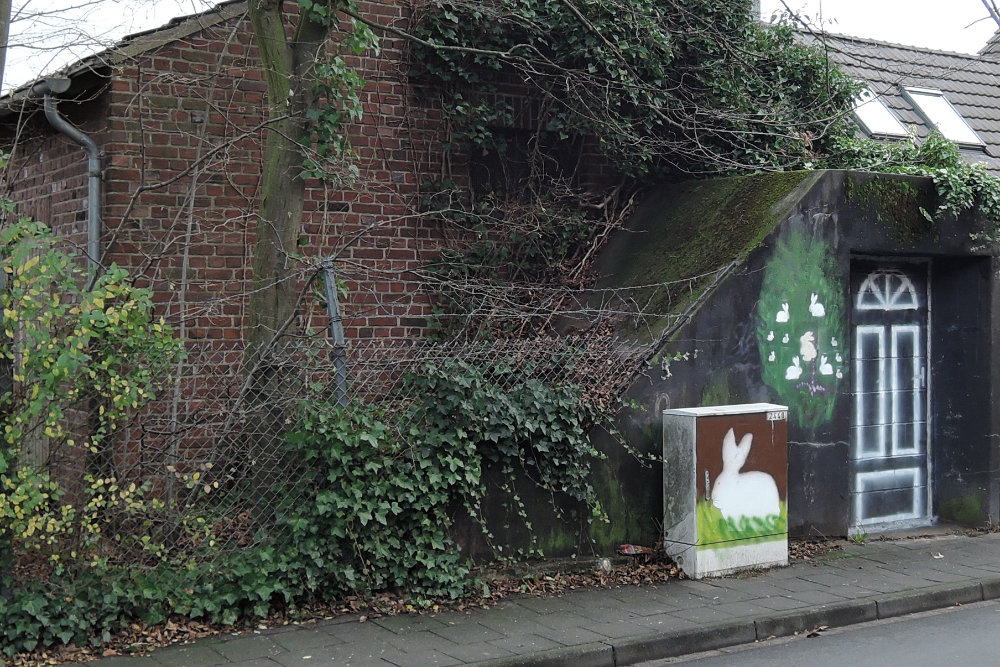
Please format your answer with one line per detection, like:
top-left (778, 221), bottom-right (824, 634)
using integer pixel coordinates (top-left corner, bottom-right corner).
top-left (666, 537), bottom-right (788, 579)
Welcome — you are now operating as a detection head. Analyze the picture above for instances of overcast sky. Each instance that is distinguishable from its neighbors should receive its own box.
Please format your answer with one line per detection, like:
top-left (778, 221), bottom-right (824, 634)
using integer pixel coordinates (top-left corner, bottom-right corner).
top-left (3, 0), bottom-right (999, 93)
top-left (759, 0), bottom-right (998, 53)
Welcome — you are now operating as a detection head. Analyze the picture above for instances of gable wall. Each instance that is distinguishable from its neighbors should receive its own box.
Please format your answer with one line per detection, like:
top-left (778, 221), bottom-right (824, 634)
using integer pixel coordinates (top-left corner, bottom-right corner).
top-left (96, 1), bottom-right (449, 343)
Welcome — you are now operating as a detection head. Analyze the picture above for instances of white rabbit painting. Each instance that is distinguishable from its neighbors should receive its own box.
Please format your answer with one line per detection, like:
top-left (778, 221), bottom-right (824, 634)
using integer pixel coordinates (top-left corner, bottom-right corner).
top-left (711, 428), bottom-right (781, 521)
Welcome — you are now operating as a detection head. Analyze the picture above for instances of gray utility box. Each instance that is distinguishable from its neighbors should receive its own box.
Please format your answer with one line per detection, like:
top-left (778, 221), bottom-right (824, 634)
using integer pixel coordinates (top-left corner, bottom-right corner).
top-left (663, 403), bottom-right (789, 579)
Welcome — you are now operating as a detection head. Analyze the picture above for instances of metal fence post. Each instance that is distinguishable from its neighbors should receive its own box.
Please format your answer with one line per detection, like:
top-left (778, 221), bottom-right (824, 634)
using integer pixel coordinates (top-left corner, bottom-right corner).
top-left (322, 259), bottom-right (348, 407)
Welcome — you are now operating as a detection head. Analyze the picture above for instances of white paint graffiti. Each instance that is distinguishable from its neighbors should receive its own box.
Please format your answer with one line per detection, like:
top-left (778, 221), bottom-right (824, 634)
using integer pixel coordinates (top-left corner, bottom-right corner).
top-left (856, 270), bottom-right (919, 311)
top-left (711, 428), bottom-right (781, 520)
top-left (809, 293), bottom-right (826, 317)
top-left (764, 294), bottom-right (844, 384)
top-left (851, 267), bottom-right (928, 528)
top-left (799, 331), bottom-right (817, 362)
top-left (776, 303), bottom-right (790, 322)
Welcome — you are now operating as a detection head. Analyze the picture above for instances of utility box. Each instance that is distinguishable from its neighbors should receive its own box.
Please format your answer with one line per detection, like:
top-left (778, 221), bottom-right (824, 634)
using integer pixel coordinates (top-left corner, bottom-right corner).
top-left (663, 403), bottom-right (789, 579)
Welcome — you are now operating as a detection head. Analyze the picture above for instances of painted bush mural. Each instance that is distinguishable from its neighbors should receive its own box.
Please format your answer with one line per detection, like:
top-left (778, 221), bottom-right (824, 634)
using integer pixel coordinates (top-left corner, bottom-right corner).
top-left (757, 231), bottom-right (846, 432)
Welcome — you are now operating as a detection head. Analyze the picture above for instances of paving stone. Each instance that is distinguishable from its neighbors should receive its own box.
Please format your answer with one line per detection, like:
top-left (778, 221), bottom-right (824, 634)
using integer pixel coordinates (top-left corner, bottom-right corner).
top-left (769, 575), bottom-right (829, 593)
top-left (270, 643), bottom-right (355, 664)
top-left (349, 643), bottom-right (459, 667)
top-left (374, 613), bottom-right (449, 634)
top-left (599, 596), bottom-right (680, 617)
top-left (532, 624), bottom-right (613, 647)
top-left (753, 595), bottom-right (813, 611)
top-left (514, 596), bottom-right (586, 615)
top-left (794, 570), bottom-right (859, 587)
top-left (577, 619), bottom-right (652, 639)
top-left (382, 628), bottom-right (459, 652)
top-left (629, 612), bottom-right (702, 633)
top-left (438, 640), bottom-right (517, 662)
top-left (705, 600), bottom-right (778, 619)
top-left (486, 632), bottom-right (565, 655)
top-left (697, 581), bottom-right (780, 602)
top-left (383, 648), bottom-right (463, 666)
top-left (148, 643), bottom-right (230, 667)
top-left (786, 588), bottom-right (853, 605)
top-left (211, 637), bottom-right (289, 663)
top-left (428, 620), bottom-right (506, 644)
top-left (268, 627), bottom-right (346, 652)
top-left (570, 603), bottom-right (648, 624)
top-left (671, 605), bottom-right (741, 625)
top-left (532, 611), bottom-right (608, 630)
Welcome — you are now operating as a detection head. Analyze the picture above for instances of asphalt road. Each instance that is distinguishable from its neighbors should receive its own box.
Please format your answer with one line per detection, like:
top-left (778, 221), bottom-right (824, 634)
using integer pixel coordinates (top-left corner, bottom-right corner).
top-left (642, 599), bottom-right (1000, 666)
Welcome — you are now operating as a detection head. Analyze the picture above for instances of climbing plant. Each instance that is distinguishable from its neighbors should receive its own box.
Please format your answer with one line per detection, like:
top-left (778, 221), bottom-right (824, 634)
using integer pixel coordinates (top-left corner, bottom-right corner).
top-left (407, 0), bottom-right (863, 333)
top-left (819, 131), bottom-right (1000, 245)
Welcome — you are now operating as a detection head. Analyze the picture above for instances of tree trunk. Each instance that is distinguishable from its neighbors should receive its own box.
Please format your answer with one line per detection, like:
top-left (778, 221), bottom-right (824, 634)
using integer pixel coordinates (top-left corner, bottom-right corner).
top-left (246, 1), bottom-right (328, 350)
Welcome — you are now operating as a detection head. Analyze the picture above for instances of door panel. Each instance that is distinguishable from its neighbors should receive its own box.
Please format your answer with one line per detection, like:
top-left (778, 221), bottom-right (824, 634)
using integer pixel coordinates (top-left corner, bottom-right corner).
top-left (850, 263), bottom-right (929, 528)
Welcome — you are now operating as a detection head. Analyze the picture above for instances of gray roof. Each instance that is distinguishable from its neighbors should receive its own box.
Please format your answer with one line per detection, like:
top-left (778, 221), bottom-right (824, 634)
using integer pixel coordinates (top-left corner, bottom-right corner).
top-left (0, 1), bottom-right (246, 113)
top-left (805, 32), bottom-right (1000, 173)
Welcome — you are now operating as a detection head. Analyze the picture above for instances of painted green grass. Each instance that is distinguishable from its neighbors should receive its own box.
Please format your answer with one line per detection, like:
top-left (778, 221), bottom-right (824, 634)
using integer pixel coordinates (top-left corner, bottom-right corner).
top-left (696, 500), bottom-right (787, 546)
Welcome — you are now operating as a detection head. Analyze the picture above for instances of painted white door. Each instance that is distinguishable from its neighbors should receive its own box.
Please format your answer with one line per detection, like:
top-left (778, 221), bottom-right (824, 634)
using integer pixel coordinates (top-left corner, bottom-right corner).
top-left (850, 264), bottom-right (929, 529)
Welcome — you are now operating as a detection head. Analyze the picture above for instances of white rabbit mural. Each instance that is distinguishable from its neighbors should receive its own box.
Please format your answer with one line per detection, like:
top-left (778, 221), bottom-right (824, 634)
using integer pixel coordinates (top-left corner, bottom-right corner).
top-left (818, 356), bottom-right (833, 376)
top-left (711, 428), bottom-right (781, 520)
top-left (809, 293), bottom-right (825, 317)
top-left (775, 303), bottom-right (790, 323)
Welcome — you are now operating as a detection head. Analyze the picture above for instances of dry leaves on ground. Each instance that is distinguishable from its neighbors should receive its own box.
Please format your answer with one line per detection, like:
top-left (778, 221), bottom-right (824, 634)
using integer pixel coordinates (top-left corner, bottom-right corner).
top-left (11, 552), bottom-right (682, 665)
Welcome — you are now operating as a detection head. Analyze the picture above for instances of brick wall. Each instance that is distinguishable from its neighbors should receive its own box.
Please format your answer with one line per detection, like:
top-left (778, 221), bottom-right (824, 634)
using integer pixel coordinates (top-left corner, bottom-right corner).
top-left (1, 0), bottom-right (619, 346)
top-left (2, 0), bottom-right (454, 345)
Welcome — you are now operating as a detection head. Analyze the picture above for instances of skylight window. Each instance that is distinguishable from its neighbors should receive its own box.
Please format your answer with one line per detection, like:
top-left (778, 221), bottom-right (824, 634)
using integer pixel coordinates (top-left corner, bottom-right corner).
top-left (903, 87), bottom-right (983, 146)
top-left (853, 88), bottom-right (908, 137)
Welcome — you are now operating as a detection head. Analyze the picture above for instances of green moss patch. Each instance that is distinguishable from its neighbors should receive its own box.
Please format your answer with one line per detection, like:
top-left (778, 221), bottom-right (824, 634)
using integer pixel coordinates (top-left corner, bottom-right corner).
top-left (844, 173), bottom-right (936, 245)
top-left (595, 171), bottom-right (812, 339)
top-left (940, 496), bottom-right (983, 527)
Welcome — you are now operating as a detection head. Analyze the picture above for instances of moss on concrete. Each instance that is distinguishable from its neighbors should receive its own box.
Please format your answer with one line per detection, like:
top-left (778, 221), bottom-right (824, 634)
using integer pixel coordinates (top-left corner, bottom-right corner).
top-left (844, 174), bottom-right (935, 245)
top-left (699, 375), bottom-right (731, 407)
top-left (595, 171), bottom-right (812, 339)
top-left (940, 495), bottom-right (983, 527)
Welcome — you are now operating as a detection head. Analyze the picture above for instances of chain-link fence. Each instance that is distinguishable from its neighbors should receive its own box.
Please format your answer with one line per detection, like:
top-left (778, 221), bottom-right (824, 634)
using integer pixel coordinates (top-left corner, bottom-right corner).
top-left (23, 334), bottom-right (646, 585)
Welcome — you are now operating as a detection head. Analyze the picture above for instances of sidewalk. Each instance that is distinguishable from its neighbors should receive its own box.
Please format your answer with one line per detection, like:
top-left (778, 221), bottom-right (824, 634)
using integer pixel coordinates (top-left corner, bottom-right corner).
top-left (91, 531), bottom-right (1000, 666)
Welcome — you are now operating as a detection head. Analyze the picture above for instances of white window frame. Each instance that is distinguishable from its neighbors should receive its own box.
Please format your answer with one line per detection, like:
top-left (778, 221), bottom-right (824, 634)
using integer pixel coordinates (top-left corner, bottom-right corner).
top-left (902, 87), bottom-right (983, 147)
top-left (852, 87), bottom-right (908, 138)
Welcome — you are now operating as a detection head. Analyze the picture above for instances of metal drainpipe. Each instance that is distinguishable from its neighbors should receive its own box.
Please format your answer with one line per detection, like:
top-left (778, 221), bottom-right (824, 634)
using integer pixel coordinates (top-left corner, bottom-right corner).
top-left (32, 77), bottom-right (102, 274)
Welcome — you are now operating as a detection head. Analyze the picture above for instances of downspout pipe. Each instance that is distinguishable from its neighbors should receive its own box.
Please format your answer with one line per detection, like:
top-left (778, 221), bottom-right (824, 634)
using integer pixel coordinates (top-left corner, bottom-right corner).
top-left (31, 77), bottom-right (102, 274)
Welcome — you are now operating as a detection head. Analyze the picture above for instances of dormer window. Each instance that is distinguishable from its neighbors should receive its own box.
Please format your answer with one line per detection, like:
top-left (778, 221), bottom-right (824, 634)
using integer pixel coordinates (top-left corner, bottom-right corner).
top-left (902, 87), bottom-right (983, 146)
top-left (853, 88), bottom-right (908, 138)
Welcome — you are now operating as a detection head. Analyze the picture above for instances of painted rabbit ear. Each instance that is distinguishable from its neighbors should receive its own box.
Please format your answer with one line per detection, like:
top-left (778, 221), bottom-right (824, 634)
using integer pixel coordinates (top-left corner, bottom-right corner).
top-left (722, 428), bottom-right (737, 461)
top-left (736, 433), bottom-right (753, 463)
top-left (811, 293), bottom-right (817, 302)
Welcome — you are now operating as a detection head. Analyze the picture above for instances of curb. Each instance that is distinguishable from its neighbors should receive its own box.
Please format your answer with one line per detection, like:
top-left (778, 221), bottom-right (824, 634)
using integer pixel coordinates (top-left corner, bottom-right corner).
top-left (483, 577), bottom-right (1000, 666)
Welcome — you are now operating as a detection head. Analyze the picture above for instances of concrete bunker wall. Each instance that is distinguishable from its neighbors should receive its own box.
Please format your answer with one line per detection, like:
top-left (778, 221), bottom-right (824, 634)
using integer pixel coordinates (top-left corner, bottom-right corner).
top-left (604, 170), bottom-right (999, 538)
